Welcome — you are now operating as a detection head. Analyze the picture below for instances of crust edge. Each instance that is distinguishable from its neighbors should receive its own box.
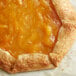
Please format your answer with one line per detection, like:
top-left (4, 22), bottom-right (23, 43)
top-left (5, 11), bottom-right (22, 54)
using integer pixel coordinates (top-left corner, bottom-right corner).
top-left (0, 49), bottom-right (55, 73)
top-left (49, 0), bottom-right (76, 66)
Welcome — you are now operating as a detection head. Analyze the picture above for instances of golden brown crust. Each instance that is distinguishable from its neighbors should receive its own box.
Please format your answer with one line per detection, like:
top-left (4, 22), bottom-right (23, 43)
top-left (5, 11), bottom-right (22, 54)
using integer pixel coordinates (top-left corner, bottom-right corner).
top-left (0, 0), bottom-right (76, 73)
top-left (0, 49), bottom-right (55, 73)
top-left (0, 49), bottom-right (15, 73)
top-left (12, 54), bottom-right (54, 73)
top-left (50, 0), bottom-right (76, 66)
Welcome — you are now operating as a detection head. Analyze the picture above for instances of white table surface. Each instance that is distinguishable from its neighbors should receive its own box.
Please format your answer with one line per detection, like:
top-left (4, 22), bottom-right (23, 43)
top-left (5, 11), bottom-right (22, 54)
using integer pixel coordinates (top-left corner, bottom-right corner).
top-left (0, 0), bottom-right (76, 76)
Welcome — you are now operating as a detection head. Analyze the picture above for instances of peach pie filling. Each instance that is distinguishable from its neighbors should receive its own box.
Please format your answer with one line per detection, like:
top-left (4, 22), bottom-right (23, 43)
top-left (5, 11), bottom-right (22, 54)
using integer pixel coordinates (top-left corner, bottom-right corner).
top-left (0, 0), bottom-right (61, 57)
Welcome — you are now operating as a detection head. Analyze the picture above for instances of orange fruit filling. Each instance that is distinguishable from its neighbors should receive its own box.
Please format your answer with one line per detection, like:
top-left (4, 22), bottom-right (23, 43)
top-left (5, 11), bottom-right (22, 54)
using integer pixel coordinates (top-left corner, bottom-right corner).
top-left (0, 0), bottom-right (61, 57)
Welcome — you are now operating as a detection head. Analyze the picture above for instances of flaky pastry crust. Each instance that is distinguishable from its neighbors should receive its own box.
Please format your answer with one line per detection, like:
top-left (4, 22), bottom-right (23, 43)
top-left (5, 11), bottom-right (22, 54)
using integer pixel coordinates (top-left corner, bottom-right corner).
top-left (0, 0), bottom-right (76, 73)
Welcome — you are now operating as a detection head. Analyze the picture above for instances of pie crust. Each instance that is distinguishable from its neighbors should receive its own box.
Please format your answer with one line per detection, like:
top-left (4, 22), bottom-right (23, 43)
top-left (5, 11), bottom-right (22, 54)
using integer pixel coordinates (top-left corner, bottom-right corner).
top-left (0, 0), bottom-right (76, 73)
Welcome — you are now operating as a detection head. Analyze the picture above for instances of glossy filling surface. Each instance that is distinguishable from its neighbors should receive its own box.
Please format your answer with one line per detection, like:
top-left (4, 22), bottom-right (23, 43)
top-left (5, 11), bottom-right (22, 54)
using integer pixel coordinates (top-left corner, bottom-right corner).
top-left (0, 0), bottom-right (61, 57)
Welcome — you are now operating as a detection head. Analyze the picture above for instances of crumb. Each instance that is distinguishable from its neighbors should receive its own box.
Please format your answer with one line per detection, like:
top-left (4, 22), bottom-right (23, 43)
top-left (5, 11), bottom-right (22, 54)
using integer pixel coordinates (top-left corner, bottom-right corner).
top-left (61, 68), bottom-right (64, 71)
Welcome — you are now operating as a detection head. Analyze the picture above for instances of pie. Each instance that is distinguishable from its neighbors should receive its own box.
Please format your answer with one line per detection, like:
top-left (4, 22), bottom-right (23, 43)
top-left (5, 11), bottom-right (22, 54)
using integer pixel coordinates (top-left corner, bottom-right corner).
top-left (0, 0), bottom-right (76, 73)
